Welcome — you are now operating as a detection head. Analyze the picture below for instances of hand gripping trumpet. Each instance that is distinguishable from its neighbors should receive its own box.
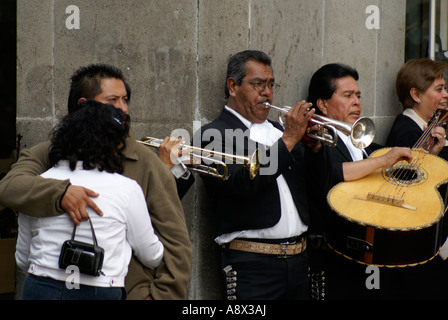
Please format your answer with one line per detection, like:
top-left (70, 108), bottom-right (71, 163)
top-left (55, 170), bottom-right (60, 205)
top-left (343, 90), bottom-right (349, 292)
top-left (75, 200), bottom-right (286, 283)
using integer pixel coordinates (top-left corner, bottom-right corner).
top-left (137, 137), bottom-right (261, 180)
top-left (262, 102), bottom-right (375, 149)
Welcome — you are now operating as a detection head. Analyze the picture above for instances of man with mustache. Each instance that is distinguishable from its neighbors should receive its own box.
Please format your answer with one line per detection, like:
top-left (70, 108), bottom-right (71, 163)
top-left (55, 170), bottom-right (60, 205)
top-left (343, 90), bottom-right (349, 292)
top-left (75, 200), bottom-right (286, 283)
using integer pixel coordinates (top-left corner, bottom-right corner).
top-left (195, 50), bottom-right (327, 300)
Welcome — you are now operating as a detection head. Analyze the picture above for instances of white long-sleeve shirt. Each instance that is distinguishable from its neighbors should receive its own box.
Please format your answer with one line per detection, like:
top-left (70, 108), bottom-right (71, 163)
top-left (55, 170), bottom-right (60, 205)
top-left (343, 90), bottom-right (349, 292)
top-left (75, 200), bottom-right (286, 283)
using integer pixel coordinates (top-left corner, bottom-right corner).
top-left (215, 106), bottom-right (308, 245)
top-left (16, 161), bottom-right (164, 288)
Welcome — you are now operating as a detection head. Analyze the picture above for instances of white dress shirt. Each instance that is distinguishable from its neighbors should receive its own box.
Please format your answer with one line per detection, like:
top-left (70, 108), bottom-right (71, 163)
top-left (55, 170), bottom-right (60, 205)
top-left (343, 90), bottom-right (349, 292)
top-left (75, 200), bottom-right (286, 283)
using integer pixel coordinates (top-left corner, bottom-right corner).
top-left (337, 130), bottom-right (365, 161)
top-left (16, 161), bottom-right (164, 287)
top-left (214, 106), bottom-right (308, 245)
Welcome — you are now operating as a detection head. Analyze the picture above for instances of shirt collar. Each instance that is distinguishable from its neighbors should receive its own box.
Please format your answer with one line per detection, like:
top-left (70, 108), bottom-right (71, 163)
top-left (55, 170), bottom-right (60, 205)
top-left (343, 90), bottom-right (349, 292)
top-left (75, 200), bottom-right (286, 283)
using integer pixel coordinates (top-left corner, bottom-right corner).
top-left (224, 105), bottom-right (253, 129)
top-left (224, 105), bottom-right (274, 130)
top-left (224, 105), bottom-right (283, 147)
top-left (403, 107), bottom-right (448, 147)
top-left (403, 108), bottom-right (427, 131)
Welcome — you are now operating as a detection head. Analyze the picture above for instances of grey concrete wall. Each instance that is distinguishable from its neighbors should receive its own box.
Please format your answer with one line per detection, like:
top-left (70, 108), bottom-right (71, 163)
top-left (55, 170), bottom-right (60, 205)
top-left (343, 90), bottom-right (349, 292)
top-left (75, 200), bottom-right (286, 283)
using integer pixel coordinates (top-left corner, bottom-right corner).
top-left (16, 0), bottom-right (406, 299)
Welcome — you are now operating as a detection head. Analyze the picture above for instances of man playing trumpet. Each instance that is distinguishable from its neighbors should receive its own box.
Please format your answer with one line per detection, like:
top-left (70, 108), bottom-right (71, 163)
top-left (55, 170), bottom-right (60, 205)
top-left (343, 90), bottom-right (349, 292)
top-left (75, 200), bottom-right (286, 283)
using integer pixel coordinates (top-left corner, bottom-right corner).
top-left (195, 50), bottom-right (329, 300)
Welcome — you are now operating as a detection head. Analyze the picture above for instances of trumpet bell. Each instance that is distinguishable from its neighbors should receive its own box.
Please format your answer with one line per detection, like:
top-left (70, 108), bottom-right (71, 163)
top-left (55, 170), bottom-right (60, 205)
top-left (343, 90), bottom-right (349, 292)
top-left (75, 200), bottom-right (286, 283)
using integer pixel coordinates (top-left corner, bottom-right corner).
top-left (351, 117), bottom-right (375, 149)
top-left (262, 102), bottom-right (375, 149)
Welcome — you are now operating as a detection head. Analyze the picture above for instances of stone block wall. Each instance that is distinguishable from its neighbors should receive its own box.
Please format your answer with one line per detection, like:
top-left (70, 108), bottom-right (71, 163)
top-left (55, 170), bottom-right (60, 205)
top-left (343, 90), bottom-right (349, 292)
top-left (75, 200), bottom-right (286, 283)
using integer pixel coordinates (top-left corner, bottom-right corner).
top-left (16, 0), bottom-right (406, 299)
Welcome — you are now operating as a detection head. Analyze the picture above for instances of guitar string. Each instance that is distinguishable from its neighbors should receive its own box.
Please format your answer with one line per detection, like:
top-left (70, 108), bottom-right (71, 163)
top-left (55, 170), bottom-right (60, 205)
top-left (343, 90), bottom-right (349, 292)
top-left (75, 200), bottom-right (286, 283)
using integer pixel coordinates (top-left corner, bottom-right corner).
top-left (373, 114), bottom-right (440, 203)
top-left (376, 148), bottom-right (428, 201)
top-left (378, 122), bottom-right (436, 198)
top-left (378, 109), bottom-right (447, 202)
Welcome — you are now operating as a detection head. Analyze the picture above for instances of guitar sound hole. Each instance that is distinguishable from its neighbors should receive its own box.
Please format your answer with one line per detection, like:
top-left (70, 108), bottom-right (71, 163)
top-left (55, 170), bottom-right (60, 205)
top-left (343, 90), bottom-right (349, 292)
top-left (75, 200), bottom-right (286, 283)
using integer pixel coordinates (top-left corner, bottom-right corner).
top-left (384, 165), bottom-right (424, 185)
top-left (390, 168), bottom-right (418, 182)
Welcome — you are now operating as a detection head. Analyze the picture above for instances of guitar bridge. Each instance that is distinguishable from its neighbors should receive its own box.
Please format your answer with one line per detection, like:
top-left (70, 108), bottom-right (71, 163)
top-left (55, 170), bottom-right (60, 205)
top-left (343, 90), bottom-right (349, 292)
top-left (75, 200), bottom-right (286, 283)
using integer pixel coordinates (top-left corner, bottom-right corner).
top-left (367, 192), bottom-right (404, 205)
top-left (354, 192), bottom-right (417, 211)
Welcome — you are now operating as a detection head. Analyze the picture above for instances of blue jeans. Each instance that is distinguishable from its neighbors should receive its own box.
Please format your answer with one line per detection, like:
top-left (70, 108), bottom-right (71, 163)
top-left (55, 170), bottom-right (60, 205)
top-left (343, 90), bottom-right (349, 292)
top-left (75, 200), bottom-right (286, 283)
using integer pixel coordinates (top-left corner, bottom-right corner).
top-left (22, 274), bottom-right (126, 300)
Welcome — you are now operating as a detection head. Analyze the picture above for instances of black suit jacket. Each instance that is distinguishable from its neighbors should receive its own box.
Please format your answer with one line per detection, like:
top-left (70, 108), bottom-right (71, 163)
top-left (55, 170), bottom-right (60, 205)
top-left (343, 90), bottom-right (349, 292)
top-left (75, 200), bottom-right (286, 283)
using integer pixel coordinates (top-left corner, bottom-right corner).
top-left (386, 113), bottom-right (423, 149)
top-left (195, 107), bottom-right (328, 237)
top-left (176, 174), bottom-right (195, 199)
top-left (386, 113), bottom-right (448, 160)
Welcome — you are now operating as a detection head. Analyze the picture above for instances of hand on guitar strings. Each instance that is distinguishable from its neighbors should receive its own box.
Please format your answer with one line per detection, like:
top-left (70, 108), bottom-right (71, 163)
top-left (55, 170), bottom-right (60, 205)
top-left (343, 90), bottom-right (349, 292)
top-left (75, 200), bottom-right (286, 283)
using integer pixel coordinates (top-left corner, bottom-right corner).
top-left (381, 147), bottom-right (413, 169)
top-left (426, 126), bottom-right (446, 156)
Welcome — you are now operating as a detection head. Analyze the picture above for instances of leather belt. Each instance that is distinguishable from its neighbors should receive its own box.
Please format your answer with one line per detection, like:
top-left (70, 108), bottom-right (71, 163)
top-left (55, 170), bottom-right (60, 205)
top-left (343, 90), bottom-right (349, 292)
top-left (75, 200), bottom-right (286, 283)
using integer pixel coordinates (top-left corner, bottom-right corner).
top-left (224, 237), bottom-right (307, 257)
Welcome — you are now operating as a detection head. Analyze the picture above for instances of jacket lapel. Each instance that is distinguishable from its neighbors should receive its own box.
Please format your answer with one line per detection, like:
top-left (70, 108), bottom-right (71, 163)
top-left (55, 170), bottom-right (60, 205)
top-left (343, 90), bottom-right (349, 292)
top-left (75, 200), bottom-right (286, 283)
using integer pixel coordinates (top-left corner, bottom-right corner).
top-left (218, 108), bottom-right (250, 132)
top-left (335, 138), bottom-right (354, 162)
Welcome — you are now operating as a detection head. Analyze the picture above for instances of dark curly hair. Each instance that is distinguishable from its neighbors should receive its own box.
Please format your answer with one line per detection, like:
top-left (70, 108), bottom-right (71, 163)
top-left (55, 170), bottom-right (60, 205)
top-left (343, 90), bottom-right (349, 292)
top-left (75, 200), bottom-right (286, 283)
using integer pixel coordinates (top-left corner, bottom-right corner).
top-left (49, 100), bottom-right (130, 173)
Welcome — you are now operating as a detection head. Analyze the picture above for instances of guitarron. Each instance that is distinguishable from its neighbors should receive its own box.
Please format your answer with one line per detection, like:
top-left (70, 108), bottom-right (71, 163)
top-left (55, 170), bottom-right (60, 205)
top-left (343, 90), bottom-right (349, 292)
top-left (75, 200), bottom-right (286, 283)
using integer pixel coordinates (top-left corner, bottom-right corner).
top-left (326, 109), bottom-right (448, 267)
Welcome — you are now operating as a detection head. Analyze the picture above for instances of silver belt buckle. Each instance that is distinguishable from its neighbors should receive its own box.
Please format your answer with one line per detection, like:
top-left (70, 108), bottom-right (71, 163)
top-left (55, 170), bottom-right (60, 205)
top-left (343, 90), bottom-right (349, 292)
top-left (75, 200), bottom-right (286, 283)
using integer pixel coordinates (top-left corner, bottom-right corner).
top-left (279, 241), bottom-right (296, 258)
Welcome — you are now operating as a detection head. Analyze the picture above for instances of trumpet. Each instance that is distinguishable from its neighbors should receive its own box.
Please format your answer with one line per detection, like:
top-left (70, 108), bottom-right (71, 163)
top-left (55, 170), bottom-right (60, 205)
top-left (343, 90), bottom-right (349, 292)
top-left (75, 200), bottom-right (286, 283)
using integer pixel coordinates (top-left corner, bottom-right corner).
top-left (137, 137), bottom-right (261, 180)
top-left (262, 102), bottom-right (375, 149)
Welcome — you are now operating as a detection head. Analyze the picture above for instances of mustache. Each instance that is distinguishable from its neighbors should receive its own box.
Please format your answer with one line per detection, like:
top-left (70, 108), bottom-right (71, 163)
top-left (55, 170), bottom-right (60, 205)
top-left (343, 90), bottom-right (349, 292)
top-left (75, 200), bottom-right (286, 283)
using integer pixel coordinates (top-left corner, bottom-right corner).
top-left (256, 100), bottom-right (271, 107)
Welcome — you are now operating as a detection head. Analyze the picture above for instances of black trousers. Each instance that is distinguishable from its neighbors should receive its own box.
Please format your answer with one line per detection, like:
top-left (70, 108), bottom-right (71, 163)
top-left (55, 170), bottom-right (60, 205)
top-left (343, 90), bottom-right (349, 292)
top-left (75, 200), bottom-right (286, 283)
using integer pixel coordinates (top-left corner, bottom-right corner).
top-left (221, 249), bottom-right (309, 300)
